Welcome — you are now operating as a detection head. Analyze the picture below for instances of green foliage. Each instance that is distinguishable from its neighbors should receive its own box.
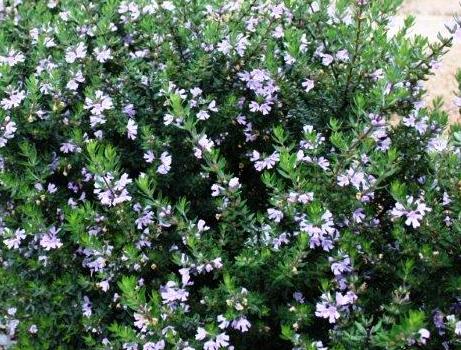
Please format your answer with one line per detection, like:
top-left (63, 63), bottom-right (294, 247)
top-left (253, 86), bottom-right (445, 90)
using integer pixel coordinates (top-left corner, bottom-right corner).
top-left (0, 0), bottom-right (461, 349)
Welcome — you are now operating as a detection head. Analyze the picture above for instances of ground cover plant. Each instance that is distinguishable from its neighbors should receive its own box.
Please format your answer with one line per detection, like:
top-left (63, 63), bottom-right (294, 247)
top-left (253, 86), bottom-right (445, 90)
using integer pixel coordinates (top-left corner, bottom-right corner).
top-left (1, 0), bottom-right (461, 349)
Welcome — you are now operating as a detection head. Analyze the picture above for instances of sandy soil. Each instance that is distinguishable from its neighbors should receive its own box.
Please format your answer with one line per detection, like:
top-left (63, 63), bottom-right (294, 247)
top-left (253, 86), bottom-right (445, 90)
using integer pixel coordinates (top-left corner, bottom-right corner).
top-left (397, 0), bottom-right (460, 122)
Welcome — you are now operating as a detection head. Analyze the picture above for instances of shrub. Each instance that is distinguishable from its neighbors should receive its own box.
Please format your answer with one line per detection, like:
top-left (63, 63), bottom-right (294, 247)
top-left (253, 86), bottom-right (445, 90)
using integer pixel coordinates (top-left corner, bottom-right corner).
top-left (1, 0), bottom-right (461, 349)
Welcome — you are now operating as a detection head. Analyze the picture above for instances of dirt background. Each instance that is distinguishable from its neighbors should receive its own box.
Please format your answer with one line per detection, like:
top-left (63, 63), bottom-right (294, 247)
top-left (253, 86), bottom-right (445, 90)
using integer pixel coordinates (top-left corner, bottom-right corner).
top-left (397, 0), bottom-right (460, 122)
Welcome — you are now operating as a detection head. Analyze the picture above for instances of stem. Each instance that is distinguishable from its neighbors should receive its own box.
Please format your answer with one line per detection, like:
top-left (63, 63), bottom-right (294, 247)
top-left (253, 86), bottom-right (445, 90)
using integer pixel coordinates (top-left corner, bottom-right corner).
top-left (339, 4), bottom-right (365, 113)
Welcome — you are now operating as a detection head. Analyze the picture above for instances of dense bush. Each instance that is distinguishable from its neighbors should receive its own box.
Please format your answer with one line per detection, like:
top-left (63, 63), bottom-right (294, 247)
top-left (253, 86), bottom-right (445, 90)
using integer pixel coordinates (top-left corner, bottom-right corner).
top-left (1, 0), bottom-right (461, 348)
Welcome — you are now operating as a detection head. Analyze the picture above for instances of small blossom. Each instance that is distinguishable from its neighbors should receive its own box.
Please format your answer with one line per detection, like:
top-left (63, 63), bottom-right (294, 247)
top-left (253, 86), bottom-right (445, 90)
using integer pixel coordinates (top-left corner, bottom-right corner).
top-left (302, 79), bottom-right (315, 93)
top-left (3, 229), bottom-right (26, 250)
top-left (157, 151), bottom-right (172, 174)
top-left (127, 119), bottom-right (138, 140)
top-left (418, 328), bottom-right (430, 345)
top-left (144, 150), bottom-right (155, 163)
top-left (65, 42), bottom-right (87, 63)
top-left (228, 177), bottom-right (240, 191)
top-left (39, 226), bottom-right (63, 250)
top-left (267, 208), bottom-right (284, 223)
top-left (94, 46), bottom-right (112, 63)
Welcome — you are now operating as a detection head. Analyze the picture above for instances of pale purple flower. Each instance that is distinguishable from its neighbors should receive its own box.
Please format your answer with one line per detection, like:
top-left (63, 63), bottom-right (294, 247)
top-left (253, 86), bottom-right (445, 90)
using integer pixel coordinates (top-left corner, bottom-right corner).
top-left (228, 177), bottom-right (240, 191)
top-left (65, 42), bottom-right (87, 63)
top-left (197, 110), bottom-right (210, 120)
top-left (211, 184), bottom-right (223, 197)
top-left (1, 89), bottom-right (26, 110)
top-left (161, 1), bottom-right (175, 10)
top-left (267, 208), bottom-right (283, 223)
top-left (60, 142), bottom-right (80, 153)
top-left (231, 317), bottom-right (251, 332)
top-left (94, 173), bottom-right (132, 206)
top-left (163, 113), bottom-right (174, 125)
top-left (427, 137), bottom-right (448, 153)
top-left (352, 208), bottom-right (365, 223)
top-left (94, 46), bottom-right (112, 63)
top-left (0, 49), bottom-right (25, 67)
top-left (335, 49), bottom-right (349, 62)
top-left (330, 256), bottom-right (352, 276)
top-left (302, 79), bottom-right (315, 93)
top-left (391, 196), bottom-right (431, 229)
top-left (39, 226), bottom-right (63, 250)
top-left (335, 291), bottom-right (357, 306)
top-left (157, 151), bottom-right (172, 174)
top-left (405, 210), bottom-right (423, 228)
top-left (97, 280), bottom-right (110, 292)
top-left (47, 183), bottom-right (57, 194)
top-left (82, 296), bottom-right (92, 317)
top-left (208, 100), bottom-right (218, 112)
top-left (197, 219), bottom-right (210, 232)
top-left (293, 292), bottom-right (305, 304)
top-left (194, 135), bottom-right (214, 158)
top-left (269, 4), bottom-right (285, 19)
top-left (195, 327), bottom-right (207, 340)
top-left (123, 103), bottom-right (136, 117)
top-left (135, 209), bottom-right (154, 230)
top-left (312, 341), bottom-right (327, 350)
top-left (418, 328), bottom-right (430, 345)
top-left (3, 228), bottom-right (26, 249)
top-left (315, 300), bottom-right (340, 323)
top-left (144, 150), bottom-right (155, 163)
top-left (127, 119), bottom-right (138, 140)
top-left (251, 151), bottom-right (280, 171)
top-left (0, 117), bottom-right (17, 147)
top-left (143, 340), bottom-right (165, 350)
top-left (160, 281), bottom-right (189, 305)
top-left (134, 312), bottom-right (150, 333)
top-left (320, 53), bottom-right (334, 66)
top-left (190, 87), bottom-right (202, 97)
top-left (272, 25), bottom-right (284, 38)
